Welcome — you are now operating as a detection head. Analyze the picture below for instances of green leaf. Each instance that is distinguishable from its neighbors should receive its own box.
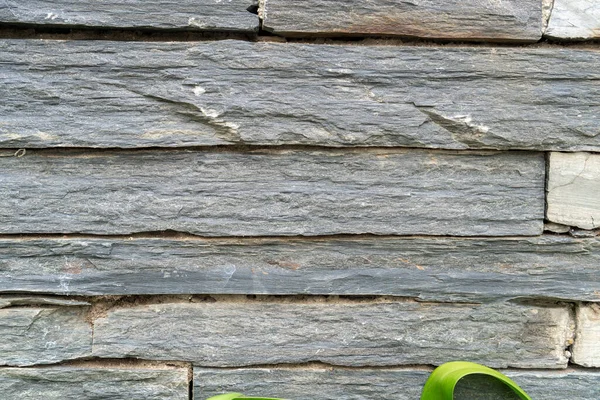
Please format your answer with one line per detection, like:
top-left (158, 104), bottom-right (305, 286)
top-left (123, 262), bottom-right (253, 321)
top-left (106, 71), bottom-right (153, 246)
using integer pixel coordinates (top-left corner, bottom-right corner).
top-left (205, 361), bottom-right (533, 400)
top-left (205, 393), bottom-right (286, 400)
top-left (420, 361), bottom-right (532, 400)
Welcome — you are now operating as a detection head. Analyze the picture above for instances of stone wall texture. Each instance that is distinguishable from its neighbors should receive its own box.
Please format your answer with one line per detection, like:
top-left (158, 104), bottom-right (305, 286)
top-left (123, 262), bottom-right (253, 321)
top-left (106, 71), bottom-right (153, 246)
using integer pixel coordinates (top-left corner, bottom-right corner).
top-left (0, 1), bottom-right (598, 399)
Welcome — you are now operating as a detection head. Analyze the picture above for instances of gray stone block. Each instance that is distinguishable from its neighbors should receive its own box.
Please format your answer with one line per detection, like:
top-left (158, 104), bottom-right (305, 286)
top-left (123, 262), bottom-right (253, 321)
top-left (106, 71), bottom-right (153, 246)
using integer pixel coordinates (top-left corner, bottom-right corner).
top-left (545, 0), bottom-right (600, 40)
top-left (547, 152), bottom-right (600, 230)
top-left (0, 149), bottom-right (545, 236)
top-left (1, 40), bottom-right (599, 151)
top-left (261, 0), bottom-right (542, 41)
top-left (0, 0), bottom-right (258, 32)
top-left (92, 300), bottom-right (573, 368)
top-left (0, 295), bottom-right (89, 308)
top-left (572, 304), bottom-right (600, 367)
top-left (0, 366), bottom-right (189, 399)
top-left (194, 367), bottom-right (600, 400)
top-left (1, 236), bottom-right (599, 302)
top-left (0, 302), bottom-right (91, 366)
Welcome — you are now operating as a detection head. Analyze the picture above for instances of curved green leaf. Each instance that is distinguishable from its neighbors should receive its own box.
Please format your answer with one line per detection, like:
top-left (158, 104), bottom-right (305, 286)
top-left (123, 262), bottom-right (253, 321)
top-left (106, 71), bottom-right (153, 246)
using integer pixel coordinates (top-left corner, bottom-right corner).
top-left (205, 361), bottom-right (532, 400)
top-left (206, 393), bottom-right (286, 400)
top-left (420, 361), bottom-right (532, 400)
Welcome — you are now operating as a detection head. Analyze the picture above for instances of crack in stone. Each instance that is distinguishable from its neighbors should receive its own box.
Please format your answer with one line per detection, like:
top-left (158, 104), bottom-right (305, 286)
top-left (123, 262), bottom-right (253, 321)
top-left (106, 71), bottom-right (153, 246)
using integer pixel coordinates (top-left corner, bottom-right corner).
top-left (411, 104), bottom-right (493, 147)
top-left (549, 153), bottom-right (590, 193)
top-left (22, 309), bottom-right (45, 334)
top-left (130, 91), bottom-right (243, 144)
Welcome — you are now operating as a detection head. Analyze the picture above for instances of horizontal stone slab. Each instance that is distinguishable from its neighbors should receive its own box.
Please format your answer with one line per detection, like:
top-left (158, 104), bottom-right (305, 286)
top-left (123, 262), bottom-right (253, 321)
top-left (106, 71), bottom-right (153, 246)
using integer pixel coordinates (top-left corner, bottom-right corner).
top-left (0, 365), bottom-right (189, 399)
top-left (194, 367), bottom-right (600, 400)
top-left (546, 152), bottom-right (600, 230)
top-left (0, 302), bottom-right (91, 366)
top-left (0, 295), bottom-right (89, 308)
top-left (0, 149), bottom-right (544, 236)
top-left (572, 304), bottom-right (600, 367)
top-left (545, 0), bottom-right (600, 40)
top-left (261, 0), bottom-right (542, 41)
top-left (92, 300), bottom-right (573, 368)
top-left (0, 0), bottom-right (257, 32)
top-left (1, 40), bottom-right (599, 151)
top-left (1, 235), bottom-right (599, 301)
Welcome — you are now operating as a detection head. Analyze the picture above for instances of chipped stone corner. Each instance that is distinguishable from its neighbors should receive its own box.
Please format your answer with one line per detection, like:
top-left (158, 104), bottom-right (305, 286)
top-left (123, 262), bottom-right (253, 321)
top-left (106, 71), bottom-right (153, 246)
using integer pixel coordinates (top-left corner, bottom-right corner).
top-left (546, 152), bottom-right (600, 230)
top-left (571, 303), bottom-right (600, 367)
top-left (543, 222), bottom-right (570, 234)
top-left (542, 0), bottom-right (555, 34)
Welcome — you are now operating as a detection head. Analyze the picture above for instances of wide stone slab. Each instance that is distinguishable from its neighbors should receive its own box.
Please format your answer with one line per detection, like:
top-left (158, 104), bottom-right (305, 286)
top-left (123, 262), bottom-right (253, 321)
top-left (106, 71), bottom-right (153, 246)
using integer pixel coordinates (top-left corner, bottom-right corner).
top-left (92, 300), bottom-right (573, 368)
top-left (0, 149), bottom-right (544, 236)
top-left (0, 366), bottom-right (189, 399)
top-left (260, 0), bottom-right (542, 41)
top-left (545, 0), bottom-right (600, 40)
top-left (0, 295), bottom-right (90, 308)
top-left (0, 0), bottom-right (258, 32)
top-left (572, 304), bottom-right (600, 367)
top-left (1, 40), bottom-right (599, 151)
top-left (1, 235), bottom-right (599, 302)
top-left (547, 152), bottom-right (600, 230)
top-left (0, 301), bottom-right (91, 366)
top-left (194, 367), bottom-right (600, 400)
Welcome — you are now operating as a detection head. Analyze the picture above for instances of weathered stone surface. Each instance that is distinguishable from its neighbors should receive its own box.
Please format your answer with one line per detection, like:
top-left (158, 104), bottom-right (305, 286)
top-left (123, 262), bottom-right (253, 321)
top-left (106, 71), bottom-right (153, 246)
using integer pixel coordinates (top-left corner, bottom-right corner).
top-left (1, 40), bottom-right (599, 151)
top-left (0, 149), bottom-right (544, 236)
top-left (547, 152), bottom-right (600, 230)
top-left (571, 228), bottom-right (600, 238)
top-left (260, 0), bottom-right (542, 41)
top-left (194, 367), bottom-right (600, 400)
top-left (195, 367), bottom-right (432, 400)
top-left (93, 300), bottom-right (573, 368)
top-left (0, 303), bottom-right (91, 366)
top-left (0, 0), bottom-right (258, 32)
top-left (0, 295), bottom-right (89, 308)
top-left (545, 0), bottom-right (600, 40)
top-left (1, 236), bottom-right (599, 301)
top-left (0, 366), bottom-right (189, 399)
top-left (572, 304), bottom-right (600, 367)
top-left (544, 222), bottom-right (571, 233)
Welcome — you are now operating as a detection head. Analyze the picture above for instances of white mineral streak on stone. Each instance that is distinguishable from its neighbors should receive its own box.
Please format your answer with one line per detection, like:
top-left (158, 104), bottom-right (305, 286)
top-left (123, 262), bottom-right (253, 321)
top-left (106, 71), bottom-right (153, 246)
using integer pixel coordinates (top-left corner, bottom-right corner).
top-left (193, 86), bottom-right (206, 96)
top-left (200, 107), bottom-right (240, 133)
top-left (547, 152), bottom-right (600, 230)
top-left (450, 114), bottom-right (490, 133)
top-left (35, 132), bottom-right (59, 141)
top-left (200, 107), bottom-right (221, 119)
top-left (188, 17), bottom-right (201, 27)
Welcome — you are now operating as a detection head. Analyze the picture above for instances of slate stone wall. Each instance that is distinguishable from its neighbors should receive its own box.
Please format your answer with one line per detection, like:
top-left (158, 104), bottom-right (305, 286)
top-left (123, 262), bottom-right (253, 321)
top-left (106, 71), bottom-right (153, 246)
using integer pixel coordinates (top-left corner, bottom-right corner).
top-left (0, 1), bottom-right (599, 398)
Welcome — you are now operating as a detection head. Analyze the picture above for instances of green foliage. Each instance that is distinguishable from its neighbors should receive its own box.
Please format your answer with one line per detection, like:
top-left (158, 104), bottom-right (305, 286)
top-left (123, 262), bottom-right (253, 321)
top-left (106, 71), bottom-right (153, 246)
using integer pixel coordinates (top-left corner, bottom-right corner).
top-left (420, 361), bottom-right (532, 400)
top-left (205, 361), bottom-right (533, 400)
